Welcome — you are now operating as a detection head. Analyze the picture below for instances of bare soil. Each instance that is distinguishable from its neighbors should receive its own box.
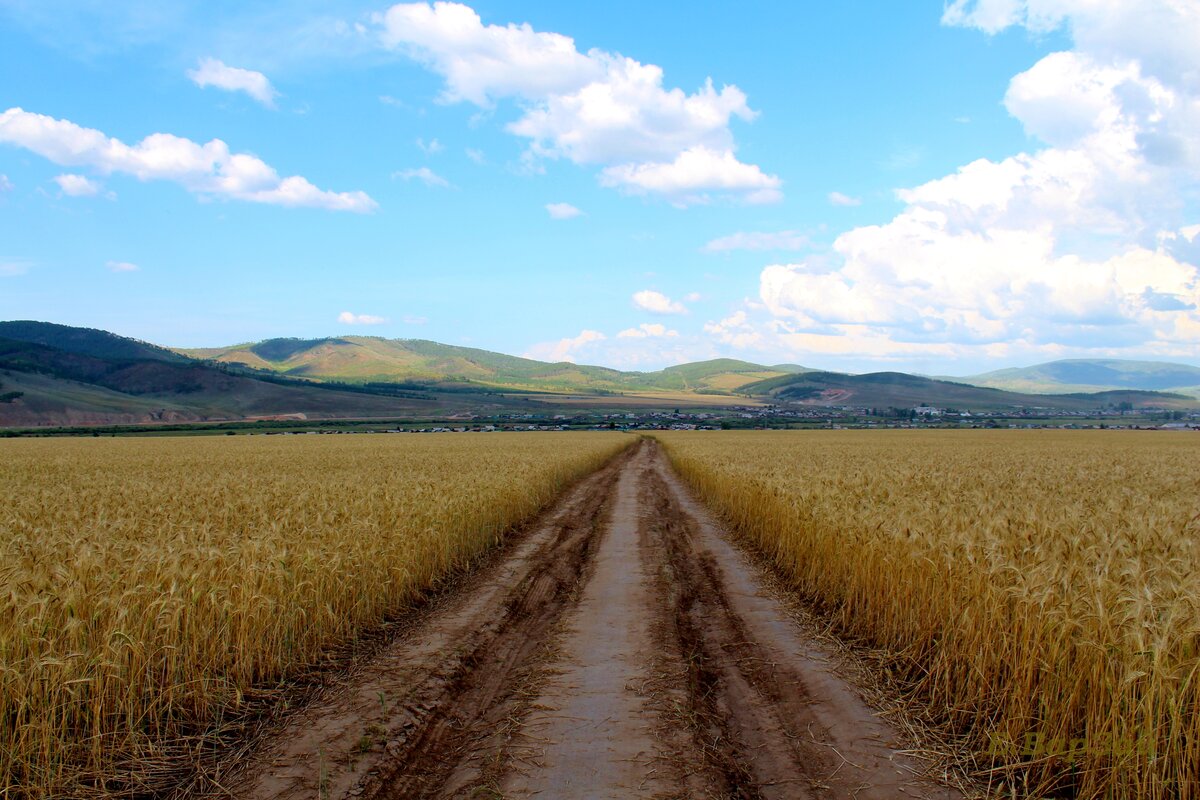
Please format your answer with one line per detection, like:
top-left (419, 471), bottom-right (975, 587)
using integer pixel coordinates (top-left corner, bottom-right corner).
top-left (216, 440), bottom-right (963, 799)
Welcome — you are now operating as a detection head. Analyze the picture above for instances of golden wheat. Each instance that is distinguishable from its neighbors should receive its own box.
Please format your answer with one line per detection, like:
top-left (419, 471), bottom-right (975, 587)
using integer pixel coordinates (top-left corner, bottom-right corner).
top-left (657, 429), bottom-right (1200, 799)
top-left (0, 432), bottom-right (629, 798)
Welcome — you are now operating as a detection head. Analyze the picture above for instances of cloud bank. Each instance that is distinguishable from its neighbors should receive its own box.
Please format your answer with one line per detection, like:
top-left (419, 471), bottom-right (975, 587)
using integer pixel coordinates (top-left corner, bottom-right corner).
top-left (375, 2), bottom-right (779, 206)
top-left (0, 108), bottom-right (377, 212)
top-left (739, 1), bottom-right (1200, 365)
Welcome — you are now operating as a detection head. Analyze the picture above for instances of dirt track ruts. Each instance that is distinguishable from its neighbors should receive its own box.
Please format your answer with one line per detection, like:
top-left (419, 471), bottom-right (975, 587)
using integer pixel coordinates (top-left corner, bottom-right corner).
top-left (220, 440), bottom-right (963, 799)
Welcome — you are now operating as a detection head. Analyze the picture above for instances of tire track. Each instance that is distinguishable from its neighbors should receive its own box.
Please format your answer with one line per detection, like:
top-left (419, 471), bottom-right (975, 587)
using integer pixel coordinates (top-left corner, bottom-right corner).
top-left (224, 444), bottom-right (631, 800)
top-left (221, 439), bottom-right (965, 800)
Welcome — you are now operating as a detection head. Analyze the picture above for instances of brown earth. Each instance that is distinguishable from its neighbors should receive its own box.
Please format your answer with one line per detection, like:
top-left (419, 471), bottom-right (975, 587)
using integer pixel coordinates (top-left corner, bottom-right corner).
top-left (212, 440), bottom-right (964, 799)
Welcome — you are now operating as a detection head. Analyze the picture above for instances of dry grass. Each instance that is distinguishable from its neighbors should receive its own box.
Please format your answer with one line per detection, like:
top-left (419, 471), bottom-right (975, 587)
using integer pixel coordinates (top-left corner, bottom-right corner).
top-left (0, 432), bottom-right (629, 798)
top-left (657, 430), bottom-right (1200, 799)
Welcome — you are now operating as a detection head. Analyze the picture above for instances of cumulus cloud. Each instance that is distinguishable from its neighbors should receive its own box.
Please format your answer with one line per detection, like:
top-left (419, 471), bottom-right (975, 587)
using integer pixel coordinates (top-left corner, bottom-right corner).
top-left (617, 322), bottom-right (678, 339)
top-left (703, 310), bottom-right (764, 350)
top-left (749, 1), bottom-right (1200, 363)
top-left (54, 173), bottom-right (102, 196)
top-left (338, 311), bottom-right (387, 325)
top-left (105, 260), bottom-right (139, 272)
top-left (393, 166), bottom-right (452, 187)
top-left (0, 108), bottom-right (376, 212)
top-left (545, 201), bottom-right (582, 219)
top-left (188, 58), bottom-right (278, 107)
top-left (703, 230), bottom-right (810, 253)
top-left (632, 289), bottom-right (688, 315)
top-left (523, 329), bottom-right (606, 362)
top-left (0, 174), bottom-right (12, 192)
top-left (465, 147), bottom-right (486, 164)
top-left (599, 146), bottom-right (781, 205)
top-left (374, 2), bottom-right (778, 205)
top-left (526, 325), bottom-right (715, 369)
top-left (828, 191), bottom-right (861, 206)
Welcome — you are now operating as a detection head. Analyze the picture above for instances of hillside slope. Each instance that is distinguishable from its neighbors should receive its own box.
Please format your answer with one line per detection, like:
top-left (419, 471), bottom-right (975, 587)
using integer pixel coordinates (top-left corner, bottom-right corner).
top-left (181, 338), bottom-right (801, 394)
top-left (0, 332), bottom-right (447, 426)
top-left (740, 370), bottom-right (1196, 411)
top-left (0, 320), bottom-right (188, 363)
top-left (957, 359), bottom-right (1200, 397)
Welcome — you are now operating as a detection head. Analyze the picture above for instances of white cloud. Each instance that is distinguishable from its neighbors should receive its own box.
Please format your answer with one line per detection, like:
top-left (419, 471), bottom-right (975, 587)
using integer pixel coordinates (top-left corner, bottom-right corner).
top-left (599, 146), bottom-right (781, 205)
top-left (1, 259), bottom-right (32, 277)
top-left (0, 174), bottom-right (12, 192)
top-left (828, 191), bottom-right (861, 206)
top-left (684, 292), bottom-right (702, 302)
top-left (375, 2), bottom-right (777, 205)
top-left (632, 289), bottom-right (688, 315)
top-left (703, 230), bottom-right (810, 253)
top-left (416, 136), bottom-right (443, 154)
top-left (0, 108), bottom-right (376, 212)
top-left (402, 314), bottom-right (428, 324)
top-left (393, 166), bottom-right (451, 187)
top-left (105, 260), bottom-right (139, 272)
top-left (545, 201), bottom-right (582, 219)
top-left (617, 322), bottom-right (678, 339)
top-left (54, 173), bottom-right (102, 197)
top-left (703, 310), bottom-right (764, 350)
top-left (376, 2), bottom-right (598, 104)
top-left (187, 58), bottom-right (279, 108)
top-left (748, 2), bottom-right (1200, 363)
top-left (338, 311), bottom-right (387, 325)
top-left (465, 147), bottom-right (486, 164)
top-left (523, 329), bottom-right (606, 362)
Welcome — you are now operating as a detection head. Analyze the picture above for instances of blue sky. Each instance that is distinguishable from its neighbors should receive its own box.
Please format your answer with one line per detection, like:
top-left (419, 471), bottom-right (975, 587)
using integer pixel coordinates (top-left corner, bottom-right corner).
top-left (1, 1), bottom-right (1197, 374)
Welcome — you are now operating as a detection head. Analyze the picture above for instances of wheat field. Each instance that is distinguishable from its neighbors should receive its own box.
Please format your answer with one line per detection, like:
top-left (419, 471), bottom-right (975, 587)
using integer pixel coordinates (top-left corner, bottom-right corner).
top-left (0, 432), bottom-right (629, 798)
top-left (658, 430), bottom-right (1200, 799)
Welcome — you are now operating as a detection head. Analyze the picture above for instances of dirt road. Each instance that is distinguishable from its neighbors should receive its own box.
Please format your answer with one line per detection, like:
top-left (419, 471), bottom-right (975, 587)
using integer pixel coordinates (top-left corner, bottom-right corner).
top-left (222, 441), bottom-right (961, 799)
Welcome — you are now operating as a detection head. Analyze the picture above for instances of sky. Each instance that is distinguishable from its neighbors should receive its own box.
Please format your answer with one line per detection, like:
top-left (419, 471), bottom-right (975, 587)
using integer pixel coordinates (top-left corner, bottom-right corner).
top-left (1, 1), bottom-right (1198, 375)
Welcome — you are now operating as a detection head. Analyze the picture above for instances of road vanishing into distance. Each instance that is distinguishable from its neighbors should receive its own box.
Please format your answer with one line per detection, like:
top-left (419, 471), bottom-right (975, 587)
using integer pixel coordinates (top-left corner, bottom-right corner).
top-left (220, 441), bottom-right (963, 799)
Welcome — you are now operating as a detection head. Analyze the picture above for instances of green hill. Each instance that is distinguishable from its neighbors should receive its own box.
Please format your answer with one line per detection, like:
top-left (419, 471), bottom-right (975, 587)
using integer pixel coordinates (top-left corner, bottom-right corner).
top-left (956, 359), bottom-right (1200, 397)
top-left (4, 322), bottom-right (1196, 426)
top-left (0, 331), bottom-right (452, 426)
top-left (180, 338), bottom-right (799, 394)
top-left (0, 320), bottom-right (188, 363)
top-left (740, 370), bottom-right (1196, 411)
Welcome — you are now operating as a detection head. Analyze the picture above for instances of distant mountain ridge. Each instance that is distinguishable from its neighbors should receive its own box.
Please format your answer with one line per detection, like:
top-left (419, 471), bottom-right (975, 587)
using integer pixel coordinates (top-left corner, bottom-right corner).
top-left (956, 359), bottom-right (1200, 398)
top-left (0, 322), bottom-right (457, 426)
top-left (1, 321), bottom-right (1197, 426)
top-left (181, 336), bottom-right (807, 394)
top-left (739, 370), bottom-right (1193, 411)
top-left (0, 320), bottom-right (187, 363)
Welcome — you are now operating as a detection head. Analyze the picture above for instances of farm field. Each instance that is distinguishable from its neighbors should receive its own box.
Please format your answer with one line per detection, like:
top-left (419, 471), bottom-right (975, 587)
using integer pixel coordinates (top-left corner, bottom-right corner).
top-left (222, 438), bottom-right (961, 799)
top-left (7, 429), bottom-right (1198, 799)
top-left (657, 430), bottom-right (1200, 799)
top-left (0, 433), bottom-right (629, 797)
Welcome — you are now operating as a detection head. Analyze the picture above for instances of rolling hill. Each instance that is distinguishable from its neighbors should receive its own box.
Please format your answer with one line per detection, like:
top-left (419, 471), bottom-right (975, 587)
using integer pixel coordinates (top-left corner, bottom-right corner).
top-left (739, 370), bottom-right (1198, 411)
top-left (181, 337), bottom-right (807, 394)
top-left (0, 328), bottom-right (461, 427)
top-left (955, 359), bottom-right (1200, 398)
top-left (1, 321), bottom-right (1196, 427)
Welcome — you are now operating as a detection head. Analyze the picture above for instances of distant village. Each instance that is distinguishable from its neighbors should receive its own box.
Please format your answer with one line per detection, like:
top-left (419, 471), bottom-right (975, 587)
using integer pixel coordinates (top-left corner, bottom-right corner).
top-left (270, 402), bottom-right (1200, 435)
